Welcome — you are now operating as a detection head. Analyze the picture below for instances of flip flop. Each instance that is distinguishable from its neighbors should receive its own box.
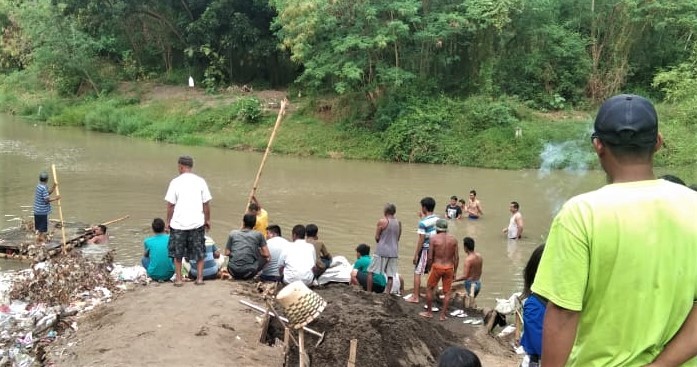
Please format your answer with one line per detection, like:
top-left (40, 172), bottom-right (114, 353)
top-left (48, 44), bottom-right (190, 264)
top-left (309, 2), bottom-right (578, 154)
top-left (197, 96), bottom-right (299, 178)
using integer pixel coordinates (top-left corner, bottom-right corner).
top-left (195, 281), bottom-right (205, 286)
top-left (173, 281), bottom-right (184, 287)
top-left (457, 312), bottom-right (468, 318)
top-left (449, 309), bottom-right (464, 317)
top-left (404, 297), bottom-right (419, 304)
top-left (423, 305), bottom-right (440, 312)
top-left (463, 318), bottom-right (474, 324)
top-left (471, 319), bottom-right (483, 325)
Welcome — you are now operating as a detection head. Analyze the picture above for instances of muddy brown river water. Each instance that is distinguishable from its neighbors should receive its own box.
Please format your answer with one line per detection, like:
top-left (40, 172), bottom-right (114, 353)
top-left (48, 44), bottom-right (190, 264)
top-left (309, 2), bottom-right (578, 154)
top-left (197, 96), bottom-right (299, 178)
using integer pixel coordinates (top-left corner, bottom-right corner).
top-left (0, 114), bottom-right (607, 304)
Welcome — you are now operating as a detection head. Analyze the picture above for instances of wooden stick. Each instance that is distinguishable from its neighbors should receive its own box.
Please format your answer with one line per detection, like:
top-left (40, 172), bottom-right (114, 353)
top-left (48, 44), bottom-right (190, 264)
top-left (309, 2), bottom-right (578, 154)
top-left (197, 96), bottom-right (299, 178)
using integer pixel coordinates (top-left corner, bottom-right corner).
top-left (348, 339), bottom-right (358, 367)
top-left (245, 99), bottom-right (288, 211)
top-left (82, 215), bottom-right (130, 231)
top-left (51, 164), bottom-right (67, 255)
top-left (298, 328), bottom-right (305, 367)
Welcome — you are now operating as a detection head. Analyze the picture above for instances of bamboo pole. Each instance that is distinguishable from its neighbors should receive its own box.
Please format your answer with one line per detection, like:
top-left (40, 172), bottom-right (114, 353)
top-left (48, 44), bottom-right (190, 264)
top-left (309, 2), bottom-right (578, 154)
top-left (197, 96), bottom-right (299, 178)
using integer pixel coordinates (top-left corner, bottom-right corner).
top-left (348, 339), bottom-right (358, 367)
top-left (244, 98), bottom-right (288, 211)
top-left (51, 164), bottom-right (67, 254)
top-left (298, 329), bottom-right (306, 367)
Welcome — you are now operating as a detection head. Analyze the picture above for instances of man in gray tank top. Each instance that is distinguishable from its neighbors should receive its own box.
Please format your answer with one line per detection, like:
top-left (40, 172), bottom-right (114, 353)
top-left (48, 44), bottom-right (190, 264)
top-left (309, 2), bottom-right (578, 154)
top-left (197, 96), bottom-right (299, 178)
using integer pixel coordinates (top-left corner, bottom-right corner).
top-left (367, 203), bottom-right (402, 293)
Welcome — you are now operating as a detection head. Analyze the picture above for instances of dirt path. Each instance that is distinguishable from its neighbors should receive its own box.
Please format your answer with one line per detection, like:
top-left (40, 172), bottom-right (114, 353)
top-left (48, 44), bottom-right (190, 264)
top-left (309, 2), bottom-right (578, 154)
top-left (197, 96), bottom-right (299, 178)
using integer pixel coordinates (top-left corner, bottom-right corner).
top-left (48, 281), bottom-right (518, 367)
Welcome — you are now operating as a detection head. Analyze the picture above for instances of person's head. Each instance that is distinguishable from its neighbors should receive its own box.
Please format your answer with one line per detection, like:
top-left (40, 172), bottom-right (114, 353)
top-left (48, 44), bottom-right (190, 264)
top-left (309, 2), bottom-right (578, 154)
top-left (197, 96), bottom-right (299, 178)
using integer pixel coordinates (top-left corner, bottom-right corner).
top-left (248, 202), bottom-right (260, 215)
top-left (436, 219), bottom-right (448, 233)
top-left (458, 199), bottom-right (466, 206)
top-left (292, 224), bottom-right (306, 240)
top-left (95, 224), bottom-right (107, 235)
top-left (592, 94), bottom-right (662, 180)
top-left (356, 243), bottom-right (370, 258)
top-left (39, 171), bottom-right (49, 183)
top-left (177, 155), bottom-right (194, 173)
top-left (523, 244), bottom-right (546, 296)
top-left (660, 174), bottom-right (686, 186)
top-left (437, 346), bottom-right (482, 367)
top-left (463, 237), bottom-right (475, 253)
top-left (384, 203), bottom-right (396, 216)
top-left (509, 201), bottom-right (519, 213)
top-left (242, 213), bottom-right (257, 229)
top-left (420, 197), bottom-right (436, 214)
top-left (151, 218), bottom-right (165, 234)
top-left (450, 196), bottom-right (458, 206)
top-left (266, 224), bottom-right (282, 239)
top-left (469, 190), bottom-right (477, 198)
top-left (305, 224), bottom-right (319, 238)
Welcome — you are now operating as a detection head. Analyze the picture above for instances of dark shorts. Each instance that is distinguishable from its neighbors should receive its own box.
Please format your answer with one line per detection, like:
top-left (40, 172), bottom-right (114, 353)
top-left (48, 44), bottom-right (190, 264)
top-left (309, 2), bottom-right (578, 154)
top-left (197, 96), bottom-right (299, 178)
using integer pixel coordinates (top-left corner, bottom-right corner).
top-left (34, 214), bottom-right (48, 233)
top-left (229, 266), bottom-right (257, 280)
top-left (356, 271), bottom-right (385, 293)
top-left (168, 226), bottom-right (206, 262)
top-left (464, 279), bottom-right (481, 297)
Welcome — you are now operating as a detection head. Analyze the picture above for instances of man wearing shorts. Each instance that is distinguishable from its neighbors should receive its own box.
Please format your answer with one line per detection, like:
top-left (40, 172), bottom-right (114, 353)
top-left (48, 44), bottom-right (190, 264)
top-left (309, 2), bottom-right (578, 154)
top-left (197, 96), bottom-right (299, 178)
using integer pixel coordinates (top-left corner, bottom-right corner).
top-left (456, 237), bottom-right (483, 308)
top-left (33, 171), bottom-right (60, 243)
top-left (368, 203), bottom-right (401, 293)
top-left (406, 197), bottom-right (439, 303)
top-left (419, 219), bottom-right (458, 321)
top-left (165, 155), bottom-right (212, 287)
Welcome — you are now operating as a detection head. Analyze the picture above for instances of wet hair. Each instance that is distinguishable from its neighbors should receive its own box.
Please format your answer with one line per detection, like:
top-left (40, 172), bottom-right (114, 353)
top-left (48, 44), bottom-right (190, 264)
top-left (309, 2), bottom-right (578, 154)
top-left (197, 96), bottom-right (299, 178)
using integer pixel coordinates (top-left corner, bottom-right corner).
top-left (97, 224), bottom-right (107, 234)
top-left (356, 243), bottom-right (370, 256)
top-left (306, 223), bottom-right (319, 237)
top-left (463, 237), bottom-right (475, 252)
top-left (420, 197), bottom-right (436, 212)
top-left (248, 202), bottom-right (260, 212)
top-left (660, 174), bottom-right (686, 186)
top-left (470, 190), bottom-right (477, 196)
top-left (177, 155), bottom-right (194, 167)
top-left (511, 201), bottom-right (520, 210)
top-left (266, 224), bottom-right (282, 237)
top-left (151, 218), bottom-right (165, 233)
top-left (437, 346), bottom-right (482, 367)
top-left (523, 244), bottom-right (546, 297)
top-left (384, 203), bottom-right (396, 215)
top-left (292, 224), bottom-right (306, 239)
top-left (450, 195), bottom-right (458, 201)
top-left (243, 213), bottom-right (257, 229)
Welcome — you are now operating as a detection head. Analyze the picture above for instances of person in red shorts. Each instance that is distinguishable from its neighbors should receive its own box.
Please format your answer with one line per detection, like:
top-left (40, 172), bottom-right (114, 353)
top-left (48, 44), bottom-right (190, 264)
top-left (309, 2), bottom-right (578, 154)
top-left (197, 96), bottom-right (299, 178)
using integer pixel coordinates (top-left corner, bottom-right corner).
top-left (419, 219), bottom-right (459, 321)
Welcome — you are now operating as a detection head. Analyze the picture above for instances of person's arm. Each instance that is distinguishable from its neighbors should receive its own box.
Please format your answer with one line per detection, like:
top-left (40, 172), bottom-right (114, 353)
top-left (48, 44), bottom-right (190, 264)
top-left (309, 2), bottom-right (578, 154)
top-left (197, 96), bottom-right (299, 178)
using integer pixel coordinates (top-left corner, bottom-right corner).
top-left (645, 303), bottom-right (697, 367)
top-left (413, 234), bottom-right (425, 265)
top-left (258, 244), bottom-right (270, 270)
top-left (350, 269), bottom-right (358, 285)
top-left (456, 207), bottom-right (462, 220)
top-left (224, 236), bottom-right (232, 257)
top-left (251, 195), bottom-right (262, 209)
top-left (452, 241), bottom-right (459, 277)
top-left (397, 220), bottom-right (402, 242)
top-left (425, 243), bottom-right (434, 271)
top-left (165, 202), bottom-right (175, 232)
top-left (203, 201), bottom-right (211, 231)
top-left (321, 244), bottom-right (332, 259)
top-left (477, 201), bottom-right (483, 216)
top-left (455, 257), bottom-right (471, 282)
top-left (541, 302), bottom-right (580, 367)
top-left (375, 218), bottom-right (387, 242)
top-left (515, 213), bottom-right (524, 238)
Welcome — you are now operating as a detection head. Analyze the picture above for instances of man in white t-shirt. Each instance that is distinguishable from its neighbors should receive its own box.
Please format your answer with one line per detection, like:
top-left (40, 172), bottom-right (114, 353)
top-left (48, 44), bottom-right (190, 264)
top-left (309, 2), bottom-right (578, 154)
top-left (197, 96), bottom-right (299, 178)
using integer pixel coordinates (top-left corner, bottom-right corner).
top-left (278, 224), bottom-right (316, 286)
top-left (165, 155), bottom-right (212, 287)
top-left (260, 224), bottom-right (288, 282)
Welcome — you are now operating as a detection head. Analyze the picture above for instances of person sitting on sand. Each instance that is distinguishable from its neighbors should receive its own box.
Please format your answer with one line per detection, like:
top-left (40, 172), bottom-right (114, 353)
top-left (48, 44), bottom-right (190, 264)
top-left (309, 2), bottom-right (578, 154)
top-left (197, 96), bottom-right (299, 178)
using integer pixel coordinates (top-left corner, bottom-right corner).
top-left (464, 190), bottom-right (483, 219)
top-left (225, 214), bottom-right (270, 280)
top-left (278, 224), bottom-right (316, 286)
top-left (351, 243), bottom-right (386, 293)
top-left (305, 224), bottom-right (332, 279)
top-left (141, 218), bottom-right (174, 282)
top-left (260, 224), bottom-right (288, 282)
top-left (187, 236), bottom-right (224, 281)
top-left (438, 346), bottom-right (482, 367)
top-left (419, 219), bottom-right (458, 321)
top-left (455, 237), bottom-right (483, 309)
top-left (88, 224), bottom-right (109, 245)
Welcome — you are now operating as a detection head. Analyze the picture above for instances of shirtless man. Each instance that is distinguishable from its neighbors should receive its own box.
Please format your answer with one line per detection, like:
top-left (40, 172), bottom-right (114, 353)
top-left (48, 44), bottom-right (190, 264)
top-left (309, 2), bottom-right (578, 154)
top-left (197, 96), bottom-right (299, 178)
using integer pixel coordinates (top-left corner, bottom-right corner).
top-left (88, 225), bottom-right (108, 245)
top-left (419, 219), bottom-right (458, 321)
top-left (464, 190), bottom-right (483, 219)
top-left (455, 237), bottom-right (483, 308)
top-left (502, 201), bottom-right (523, 239)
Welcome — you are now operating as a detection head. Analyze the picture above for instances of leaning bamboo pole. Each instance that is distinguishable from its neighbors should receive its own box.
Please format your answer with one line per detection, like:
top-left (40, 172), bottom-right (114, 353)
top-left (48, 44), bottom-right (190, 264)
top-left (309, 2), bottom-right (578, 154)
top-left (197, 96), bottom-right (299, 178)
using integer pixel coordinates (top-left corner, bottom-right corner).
top-left (51, 164), bottom-right (67, 254)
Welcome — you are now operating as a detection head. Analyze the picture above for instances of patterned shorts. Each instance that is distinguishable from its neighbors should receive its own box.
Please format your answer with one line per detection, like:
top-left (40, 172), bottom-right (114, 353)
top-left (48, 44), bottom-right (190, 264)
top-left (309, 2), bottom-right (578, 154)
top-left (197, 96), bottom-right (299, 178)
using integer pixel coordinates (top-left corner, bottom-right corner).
top-left (168, 226), bottom-right (206, 262)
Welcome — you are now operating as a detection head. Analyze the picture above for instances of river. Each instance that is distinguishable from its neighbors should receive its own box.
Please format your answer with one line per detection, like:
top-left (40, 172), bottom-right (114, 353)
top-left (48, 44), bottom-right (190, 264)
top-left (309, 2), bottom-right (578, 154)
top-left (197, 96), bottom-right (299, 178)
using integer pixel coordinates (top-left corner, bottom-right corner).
top-left (0, 114), bottom-right (607, 305)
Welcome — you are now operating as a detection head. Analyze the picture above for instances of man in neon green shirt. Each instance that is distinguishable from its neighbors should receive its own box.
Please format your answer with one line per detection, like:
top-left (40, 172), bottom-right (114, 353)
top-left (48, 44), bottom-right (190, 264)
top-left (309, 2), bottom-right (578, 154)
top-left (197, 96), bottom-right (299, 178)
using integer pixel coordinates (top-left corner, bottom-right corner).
top-left (532, 94), bottom-right (697, 367)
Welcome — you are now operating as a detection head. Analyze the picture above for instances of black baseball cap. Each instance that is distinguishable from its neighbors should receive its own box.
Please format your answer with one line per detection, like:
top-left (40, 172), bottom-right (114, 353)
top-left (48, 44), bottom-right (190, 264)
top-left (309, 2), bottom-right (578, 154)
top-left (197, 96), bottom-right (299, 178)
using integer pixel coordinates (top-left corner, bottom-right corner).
top-left (593, 94), bottom-right (658, 147)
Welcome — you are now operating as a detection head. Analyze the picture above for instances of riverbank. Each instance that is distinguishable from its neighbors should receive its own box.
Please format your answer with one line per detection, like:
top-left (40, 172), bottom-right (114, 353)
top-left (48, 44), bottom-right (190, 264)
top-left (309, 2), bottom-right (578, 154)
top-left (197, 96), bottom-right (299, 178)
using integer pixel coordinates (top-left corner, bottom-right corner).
top-left (0, 80), bottom-right (695, 181)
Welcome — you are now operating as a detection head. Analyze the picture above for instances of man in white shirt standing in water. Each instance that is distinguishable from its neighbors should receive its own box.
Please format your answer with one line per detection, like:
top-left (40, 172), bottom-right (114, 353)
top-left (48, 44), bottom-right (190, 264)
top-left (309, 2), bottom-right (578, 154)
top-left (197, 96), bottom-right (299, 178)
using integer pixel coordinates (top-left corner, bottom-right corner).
top-left (503, 201), bottom-right (523, 240)
top-left (165, 155), bottom-right (212, 287)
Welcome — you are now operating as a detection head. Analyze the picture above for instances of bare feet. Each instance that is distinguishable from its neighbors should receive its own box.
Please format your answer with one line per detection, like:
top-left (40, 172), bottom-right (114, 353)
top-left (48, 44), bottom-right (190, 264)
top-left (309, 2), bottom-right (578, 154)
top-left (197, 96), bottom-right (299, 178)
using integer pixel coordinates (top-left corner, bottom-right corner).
top-left (418, 311), bottom-right (433, 318)
top-left (173, 281), bottom-right (183, 287)
top-left (439, 314), bottom-right (447, 321)
top-left (405, 296), bottom-right (419, 303)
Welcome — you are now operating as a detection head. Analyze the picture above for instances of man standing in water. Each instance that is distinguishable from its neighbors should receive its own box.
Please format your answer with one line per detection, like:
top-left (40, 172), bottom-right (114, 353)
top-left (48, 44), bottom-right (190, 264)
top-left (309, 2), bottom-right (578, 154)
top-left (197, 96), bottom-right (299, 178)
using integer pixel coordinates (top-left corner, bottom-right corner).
top-left (33, 171), bottom-right (60, 243)
top-left (368, 203), bottom-right (401, 293)
top-left (464, 190), bottom-right (483, 219)
top-left (405, 197), bottom-right (438, 303)
top-left (503, 201), bottom-right (523, 239)
top-left (532, 94), bottom-right (697, 366)
top-left (419, 219), bottom-right (458, 321)
top-left (165, 155), bottom-right (212, 286)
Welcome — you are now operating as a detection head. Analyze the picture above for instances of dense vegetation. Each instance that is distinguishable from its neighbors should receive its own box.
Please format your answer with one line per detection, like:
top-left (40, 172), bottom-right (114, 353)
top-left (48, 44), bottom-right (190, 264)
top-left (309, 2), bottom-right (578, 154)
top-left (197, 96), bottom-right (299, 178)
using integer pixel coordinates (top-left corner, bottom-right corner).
top-left (0, 0), bottom-right (695, 180)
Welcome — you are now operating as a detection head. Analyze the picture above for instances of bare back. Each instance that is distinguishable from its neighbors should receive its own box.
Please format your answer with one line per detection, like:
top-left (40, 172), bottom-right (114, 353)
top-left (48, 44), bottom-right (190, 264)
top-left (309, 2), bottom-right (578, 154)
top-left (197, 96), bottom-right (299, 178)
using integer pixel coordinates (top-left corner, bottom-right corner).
top-left (429, 232), bottom-right (458, 267)
top-left (463, 252), bottom-right (483, 280)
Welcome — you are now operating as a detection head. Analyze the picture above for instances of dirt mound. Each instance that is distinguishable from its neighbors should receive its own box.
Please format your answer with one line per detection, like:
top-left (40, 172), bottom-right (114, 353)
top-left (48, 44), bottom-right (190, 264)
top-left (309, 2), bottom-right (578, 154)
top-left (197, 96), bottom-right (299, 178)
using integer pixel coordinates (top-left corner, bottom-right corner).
top-left (274, 284), bottom-right (497, 367)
